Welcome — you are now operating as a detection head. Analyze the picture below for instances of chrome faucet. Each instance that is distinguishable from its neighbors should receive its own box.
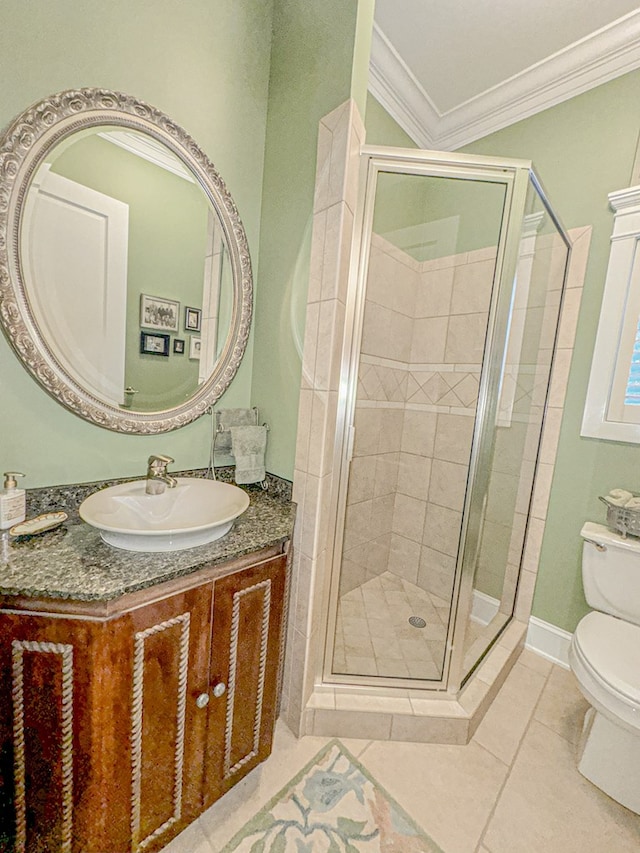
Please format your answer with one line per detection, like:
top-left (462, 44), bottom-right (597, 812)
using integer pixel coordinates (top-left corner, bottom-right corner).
top-left (145, 454), bottom-right (178, 495)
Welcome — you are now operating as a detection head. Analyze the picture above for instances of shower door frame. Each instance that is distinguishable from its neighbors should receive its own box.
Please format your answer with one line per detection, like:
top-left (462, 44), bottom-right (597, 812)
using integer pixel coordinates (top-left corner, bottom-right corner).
top-left (321, 145), bottom-right (543, 694)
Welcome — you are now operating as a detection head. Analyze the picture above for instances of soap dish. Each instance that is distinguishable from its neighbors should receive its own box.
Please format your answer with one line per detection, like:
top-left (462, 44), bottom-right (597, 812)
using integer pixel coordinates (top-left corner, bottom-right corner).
top-left (9, 511), bottom-right (68, 537)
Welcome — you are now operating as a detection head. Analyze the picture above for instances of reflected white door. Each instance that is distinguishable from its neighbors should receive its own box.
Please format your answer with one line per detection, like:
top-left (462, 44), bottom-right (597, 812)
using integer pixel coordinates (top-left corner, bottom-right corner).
top-left (23, 164), bottom-right (129, 405)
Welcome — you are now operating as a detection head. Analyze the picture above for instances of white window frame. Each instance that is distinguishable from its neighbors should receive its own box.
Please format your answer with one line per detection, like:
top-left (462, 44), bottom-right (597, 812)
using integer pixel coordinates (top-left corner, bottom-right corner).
top-left (582, 186), bottom-right (640, 443)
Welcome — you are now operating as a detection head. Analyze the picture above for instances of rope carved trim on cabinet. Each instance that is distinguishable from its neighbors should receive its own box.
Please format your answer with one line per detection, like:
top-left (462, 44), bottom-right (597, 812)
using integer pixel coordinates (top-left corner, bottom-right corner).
top-left (223, 579), bottom-right (271, 779)
top-left (130, 612), bottom-right (191, 851)
top-left (11, 640), bottom-right (74, 853)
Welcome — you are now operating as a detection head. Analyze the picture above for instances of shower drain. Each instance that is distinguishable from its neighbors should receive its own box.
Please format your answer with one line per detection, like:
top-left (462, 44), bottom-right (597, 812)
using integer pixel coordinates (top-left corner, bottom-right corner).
top-left (408, 615), bottom-right (427, 629)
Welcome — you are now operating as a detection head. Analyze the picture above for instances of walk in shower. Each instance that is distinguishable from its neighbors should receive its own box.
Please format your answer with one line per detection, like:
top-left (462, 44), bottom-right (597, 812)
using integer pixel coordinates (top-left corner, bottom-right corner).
top-left (323, 148), bottom-right (570, 694)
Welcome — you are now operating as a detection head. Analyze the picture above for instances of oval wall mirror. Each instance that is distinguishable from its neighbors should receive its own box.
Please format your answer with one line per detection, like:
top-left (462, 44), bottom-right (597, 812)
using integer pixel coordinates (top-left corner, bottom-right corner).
top-left (0, 89), bottom-right (252, 433)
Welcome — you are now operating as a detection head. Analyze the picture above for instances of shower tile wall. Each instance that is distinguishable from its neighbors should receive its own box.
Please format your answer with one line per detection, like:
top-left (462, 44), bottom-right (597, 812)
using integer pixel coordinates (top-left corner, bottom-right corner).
top-left (341, 233), bottom-right (496, 609)
top-left (285, 99), bottom-right (366, 734)
top-left (342, 236), bottom-right (417, 594)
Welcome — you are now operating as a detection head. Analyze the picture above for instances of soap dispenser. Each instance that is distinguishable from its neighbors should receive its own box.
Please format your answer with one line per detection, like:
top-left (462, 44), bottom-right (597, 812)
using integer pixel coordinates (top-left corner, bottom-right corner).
top-left (0, 472), bottom-right (26, 530)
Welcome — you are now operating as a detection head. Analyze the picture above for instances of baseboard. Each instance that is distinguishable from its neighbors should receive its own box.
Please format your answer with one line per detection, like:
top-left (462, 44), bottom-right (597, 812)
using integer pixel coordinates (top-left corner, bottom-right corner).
top-left (470, 589), bottom-right (500, 626)
top-left (525, 615), bottom-right (572, 669)
top-left (471, 591), bottom-right (572, 668)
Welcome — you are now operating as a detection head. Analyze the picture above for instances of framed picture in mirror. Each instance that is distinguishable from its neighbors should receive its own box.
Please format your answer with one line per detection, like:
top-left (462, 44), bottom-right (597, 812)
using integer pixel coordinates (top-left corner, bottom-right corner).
top-left (173, 339), bottom-right (185, 355)
top-left (185, 306), bottom-right (201, 332)
top-left (189, 336), bottom-right (201, 360)
top-left (140, 331), bottom-right (170, 356)
top-left (140, 294), bottom-right (180, 332)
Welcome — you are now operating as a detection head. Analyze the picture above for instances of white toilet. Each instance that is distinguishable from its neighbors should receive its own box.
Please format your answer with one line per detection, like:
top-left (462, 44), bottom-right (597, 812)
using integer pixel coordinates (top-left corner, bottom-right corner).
top-left (568, 521), bottom-right (640, 813)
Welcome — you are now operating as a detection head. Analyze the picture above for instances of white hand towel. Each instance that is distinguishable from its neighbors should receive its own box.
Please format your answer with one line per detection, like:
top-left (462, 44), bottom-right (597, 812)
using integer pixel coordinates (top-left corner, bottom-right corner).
top-left (625, 497), bottom-right (640, 510)
top-left (230, 425), bottom-right (267, 485)
top-left (606, 488), bottom-right (634, 507)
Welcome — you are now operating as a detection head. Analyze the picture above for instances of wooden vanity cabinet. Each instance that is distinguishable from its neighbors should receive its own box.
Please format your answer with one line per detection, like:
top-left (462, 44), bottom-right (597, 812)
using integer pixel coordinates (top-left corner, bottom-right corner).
top-left (0, 549), bottom-right (289, 853)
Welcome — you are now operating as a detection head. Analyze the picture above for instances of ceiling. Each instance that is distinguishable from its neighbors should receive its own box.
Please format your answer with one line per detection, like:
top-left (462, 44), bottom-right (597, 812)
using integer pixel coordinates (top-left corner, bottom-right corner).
top-left (370, 1), bottom-right (640, 149)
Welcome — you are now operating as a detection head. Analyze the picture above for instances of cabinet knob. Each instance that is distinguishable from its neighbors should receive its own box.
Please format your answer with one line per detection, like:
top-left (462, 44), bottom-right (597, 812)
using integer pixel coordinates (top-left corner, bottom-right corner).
top-left (212, 682), bottom-right (226, 698)
top-left (196, 692), bottom-right (210, 709)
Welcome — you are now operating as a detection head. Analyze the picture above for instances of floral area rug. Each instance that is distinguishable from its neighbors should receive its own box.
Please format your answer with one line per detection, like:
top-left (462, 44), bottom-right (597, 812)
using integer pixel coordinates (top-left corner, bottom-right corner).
top-left (221, 739), bottom-right (443, 852)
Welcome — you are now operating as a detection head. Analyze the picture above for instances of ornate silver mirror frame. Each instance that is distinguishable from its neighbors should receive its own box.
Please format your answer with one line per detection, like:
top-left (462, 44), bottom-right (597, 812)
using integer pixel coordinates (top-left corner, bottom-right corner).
top-left (0, 88), bottom-right (252, 433)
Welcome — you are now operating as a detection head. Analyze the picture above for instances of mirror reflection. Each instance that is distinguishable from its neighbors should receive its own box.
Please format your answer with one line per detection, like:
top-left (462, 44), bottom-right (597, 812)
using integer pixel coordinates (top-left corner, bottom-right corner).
top-left (21, 126), bottom-right (233, 412)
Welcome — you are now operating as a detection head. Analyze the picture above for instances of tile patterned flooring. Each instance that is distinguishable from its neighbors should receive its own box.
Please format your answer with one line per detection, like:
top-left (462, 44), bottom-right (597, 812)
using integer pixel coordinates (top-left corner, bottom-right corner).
top-left (332, 571), bottom-right (452, 680)
top-left (161, 649), bottom-right (640, 852)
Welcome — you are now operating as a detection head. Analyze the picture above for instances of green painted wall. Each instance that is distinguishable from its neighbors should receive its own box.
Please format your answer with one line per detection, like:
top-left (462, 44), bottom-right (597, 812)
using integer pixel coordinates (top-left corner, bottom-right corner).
top-left (365, 93), bottom-right (417, 149)
top-left (463, 70), bottom-right (640, 632)
top-left (251, 0), bottom-right (374, 479)
top-left (0, 0), bottom-right (273, 487)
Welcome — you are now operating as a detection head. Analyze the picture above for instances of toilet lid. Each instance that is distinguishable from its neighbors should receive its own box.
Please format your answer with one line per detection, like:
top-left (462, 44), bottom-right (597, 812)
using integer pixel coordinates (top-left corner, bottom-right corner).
top-left (573, 611), bottom-right (640, 705)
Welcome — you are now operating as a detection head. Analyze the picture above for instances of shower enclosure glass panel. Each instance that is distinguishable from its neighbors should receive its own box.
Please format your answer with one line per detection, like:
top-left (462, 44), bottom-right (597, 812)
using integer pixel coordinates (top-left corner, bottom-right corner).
top-left (331, 167), bottom-right (510, 684)
top-left (458, 179), bottom-right (570, 681)
top-left (325, 150), bottom-right (570, 694)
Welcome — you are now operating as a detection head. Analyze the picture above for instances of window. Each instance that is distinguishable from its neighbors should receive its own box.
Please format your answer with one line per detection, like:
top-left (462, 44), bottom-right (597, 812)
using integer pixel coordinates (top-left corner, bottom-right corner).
top-left (582, 185), bottom-right (640, 442)
top-left (624, 318), bottom-right (640, 405)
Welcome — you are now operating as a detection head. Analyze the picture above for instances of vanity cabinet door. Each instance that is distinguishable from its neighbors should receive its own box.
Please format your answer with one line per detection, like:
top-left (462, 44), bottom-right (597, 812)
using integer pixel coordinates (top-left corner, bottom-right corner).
top-left (0, 581), bottom-right (214, 853)
top-left (0, 612), bottom-right (106, 853)
top-left (115, 581), bottom-right (214, 853)
top-left (202, 553), bottom-right (287, 808)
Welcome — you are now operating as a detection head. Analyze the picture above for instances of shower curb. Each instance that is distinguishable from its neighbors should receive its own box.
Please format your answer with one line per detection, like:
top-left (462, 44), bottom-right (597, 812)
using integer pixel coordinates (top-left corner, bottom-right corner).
top-left (299, 621), bottom-right (526, 744)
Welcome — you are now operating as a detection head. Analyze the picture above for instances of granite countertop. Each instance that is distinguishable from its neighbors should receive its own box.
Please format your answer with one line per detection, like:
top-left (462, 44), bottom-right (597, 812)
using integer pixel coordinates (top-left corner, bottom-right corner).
top-left (0, 487), bottom-right (295, 603)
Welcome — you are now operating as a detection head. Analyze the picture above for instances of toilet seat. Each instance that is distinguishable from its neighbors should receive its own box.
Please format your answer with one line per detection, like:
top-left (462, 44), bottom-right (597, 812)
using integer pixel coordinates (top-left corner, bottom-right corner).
top-left (569, 611), bottom-right (640, 733)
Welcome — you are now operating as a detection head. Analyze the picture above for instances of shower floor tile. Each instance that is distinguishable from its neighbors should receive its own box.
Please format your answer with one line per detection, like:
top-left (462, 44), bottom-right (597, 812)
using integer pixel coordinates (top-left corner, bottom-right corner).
top-left (333, 571), bottom-right (451, 680)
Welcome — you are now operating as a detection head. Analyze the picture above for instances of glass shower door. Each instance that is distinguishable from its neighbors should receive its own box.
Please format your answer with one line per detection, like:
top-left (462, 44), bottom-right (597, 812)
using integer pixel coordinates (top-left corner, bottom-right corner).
top-left (327, 158), bottom-right (516, 687)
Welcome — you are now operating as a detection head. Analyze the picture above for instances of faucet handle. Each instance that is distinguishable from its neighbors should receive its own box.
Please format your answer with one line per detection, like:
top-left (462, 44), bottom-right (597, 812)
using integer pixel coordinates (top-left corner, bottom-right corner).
top-left (148, 454), bottom-right (174, 468)
top-left (144, 455), bottom-right (178, 494)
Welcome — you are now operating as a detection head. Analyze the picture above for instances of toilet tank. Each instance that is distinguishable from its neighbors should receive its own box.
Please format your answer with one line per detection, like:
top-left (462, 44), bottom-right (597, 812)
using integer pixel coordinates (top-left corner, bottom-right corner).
top-left (581, 522), bottom-right (640, 626)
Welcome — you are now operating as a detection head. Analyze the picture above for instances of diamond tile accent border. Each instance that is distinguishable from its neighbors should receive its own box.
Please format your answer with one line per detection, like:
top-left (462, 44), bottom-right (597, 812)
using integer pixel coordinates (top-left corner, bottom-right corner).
top-left (358, 361), bottom-right (481, 411)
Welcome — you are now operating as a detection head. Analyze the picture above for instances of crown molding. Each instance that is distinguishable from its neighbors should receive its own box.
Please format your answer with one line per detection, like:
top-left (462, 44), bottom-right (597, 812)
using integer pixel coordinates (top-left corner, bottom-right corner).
top-left (98, 130), bottom-right (195, 182)
top-left (368, 24), bottom-right (438, 149)
top-left (609, 184), bottom-right (640, 213)
top-left (369, 10), bottom-right (640, 151)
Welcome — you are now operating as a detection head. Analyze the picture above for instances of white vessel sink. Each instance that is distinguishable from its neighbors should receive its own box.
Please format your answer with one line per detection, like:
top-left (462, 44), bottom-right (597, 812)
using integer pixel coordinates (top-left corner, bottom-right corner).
top-left (79, 477), bottom-right (250, 552)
